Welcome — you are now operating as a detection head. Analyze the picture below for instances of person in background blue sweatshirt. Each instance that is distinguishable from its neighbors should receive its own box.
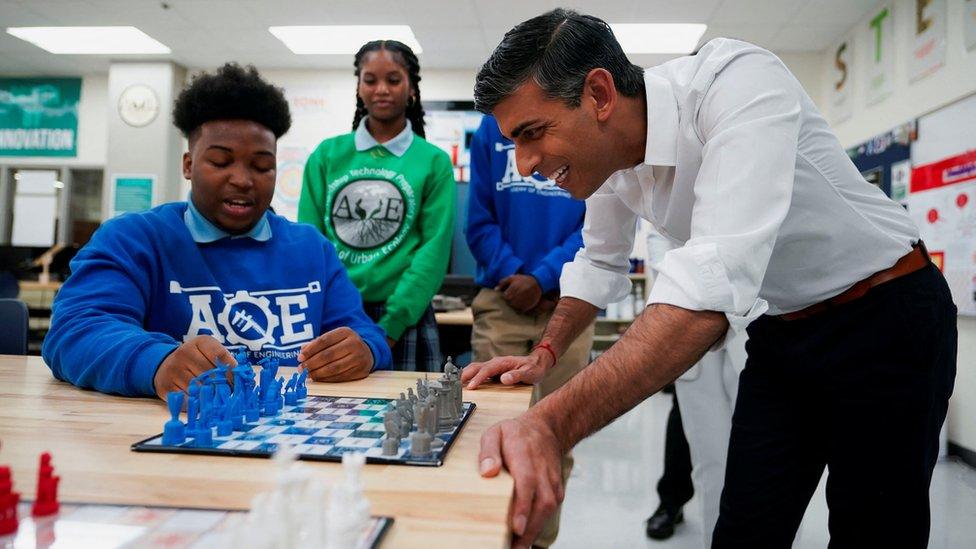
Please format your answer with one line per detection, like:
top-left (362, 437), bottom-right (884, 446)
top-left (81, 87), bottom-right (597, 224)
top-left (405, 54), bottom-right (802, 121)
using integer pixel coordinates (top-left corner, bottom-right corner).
top-left (42, 63), bottom-right (391, 400)
top-left (463, 114), bottom-right (594, 548)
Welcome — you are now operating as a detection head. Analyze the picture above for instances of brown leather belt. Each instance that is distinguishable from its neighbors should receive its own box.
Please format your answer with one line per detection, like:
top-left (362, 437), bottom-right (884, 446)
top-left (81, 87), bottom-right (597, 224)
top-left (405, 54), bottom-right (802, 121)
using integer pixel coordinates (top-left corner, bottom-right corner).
top-left (777, 242), bottom-right (931, 321)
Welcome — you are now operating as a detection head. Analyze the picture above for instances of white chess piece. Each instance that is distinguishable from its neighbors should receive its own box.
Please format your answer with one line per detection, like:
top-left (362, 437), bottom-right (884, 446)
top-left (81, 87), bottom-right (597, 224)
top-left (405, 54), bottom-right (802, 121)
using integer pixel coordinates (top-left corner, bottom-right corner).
top-left (327, 453), bottom-right (370, 549)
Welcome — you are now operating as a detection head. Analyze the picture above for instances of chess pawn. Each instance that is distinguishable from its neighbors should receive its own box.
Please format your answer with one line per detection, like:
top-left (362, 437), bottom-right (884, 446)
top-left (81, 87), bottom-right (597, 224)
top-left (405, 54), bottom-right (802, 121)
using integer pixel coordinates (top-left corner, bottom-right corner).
top-left (382, 409), bottom-right (400, 456)
top-left (161, 391), bottom-right (186, 445)
top-left (409, 429), bottom-right (433, 458)
top-left (31, 453), bottom-right (59, 517)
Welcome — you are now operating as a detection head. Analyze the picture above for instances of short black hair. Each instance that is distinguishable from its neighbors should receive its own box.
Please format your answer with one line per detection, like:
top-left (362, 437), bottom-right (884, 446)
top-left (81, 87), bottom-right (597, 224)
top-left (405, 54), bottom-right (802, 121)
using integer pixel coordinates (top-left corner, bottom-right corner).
top-left (173, 62), bottom-right (291, 139)
top-left (474, 8), bottom-right (645, 113)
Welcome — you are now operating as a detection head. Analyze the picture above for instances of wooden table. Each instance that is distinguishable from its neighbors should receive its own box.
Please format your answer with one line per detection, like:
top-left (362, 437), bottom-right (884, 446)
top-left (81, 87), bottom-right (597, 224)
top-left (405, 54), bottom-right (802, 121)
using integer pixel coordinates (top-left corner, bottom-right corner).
top-left (0, 356), bottom-right (531, 548)
top-left (435, 307), bottom-right (474, 326)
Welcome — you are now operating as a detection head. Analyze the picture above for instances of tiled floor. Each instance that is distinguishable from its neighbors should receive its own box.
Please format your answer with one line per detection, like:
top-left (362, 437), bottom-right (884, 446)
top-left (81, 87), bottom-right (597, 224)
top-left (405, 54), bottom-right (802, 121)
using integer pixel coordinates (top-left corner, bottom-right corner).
top-left (553, 393), bottom-right (976, 548)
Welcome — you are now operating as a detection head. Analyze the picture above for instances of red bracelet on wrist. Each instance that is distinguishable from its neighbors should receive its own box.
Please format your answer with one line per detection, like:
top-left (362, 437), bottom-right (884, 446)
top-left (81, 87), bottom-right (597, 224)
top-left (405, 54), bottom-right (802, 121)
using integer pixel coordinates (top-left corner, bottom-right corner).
top-left (532, 341), bottom-right (557, 368)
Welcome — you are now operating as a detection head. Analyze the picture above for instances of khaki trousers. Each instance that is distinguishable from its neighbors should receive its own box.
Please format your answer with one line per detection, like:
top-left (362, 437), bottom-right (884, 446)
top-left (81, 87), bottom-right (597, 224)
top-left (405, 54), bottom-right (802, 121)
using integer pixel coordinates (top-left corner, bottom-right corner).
top-left (470, 288), bottom-right (595, 547)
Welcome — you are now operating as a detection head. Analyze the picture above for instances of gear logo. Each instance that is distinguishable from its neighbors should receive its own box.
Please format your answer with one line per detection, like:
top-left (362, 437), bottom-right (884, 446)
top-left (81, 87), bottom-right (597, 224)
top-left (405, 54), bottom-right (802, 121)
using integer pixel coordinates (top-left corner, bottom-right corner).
top-left (330, 179), bottom-right (406, 249)
top-left (217, 290), bottom-right (280, 351)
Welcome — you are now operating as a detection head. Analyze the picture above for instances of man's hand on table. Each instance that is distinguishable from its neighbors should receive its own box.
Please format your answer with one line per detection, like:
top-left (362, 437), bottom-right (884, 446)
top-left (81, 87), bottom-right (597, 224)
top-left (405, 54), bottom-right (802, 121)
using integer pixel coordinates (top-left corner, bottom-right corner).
top-left (496, 274), bottom-right (542, 313)
top-left (461, 346), bottom-right (554, 389)
top-left (153, 335), bottom-right (236, 400)
top-left (298, 327), bottom-right (374, 382)
top-left (479, 412), bottom-right (564, 549)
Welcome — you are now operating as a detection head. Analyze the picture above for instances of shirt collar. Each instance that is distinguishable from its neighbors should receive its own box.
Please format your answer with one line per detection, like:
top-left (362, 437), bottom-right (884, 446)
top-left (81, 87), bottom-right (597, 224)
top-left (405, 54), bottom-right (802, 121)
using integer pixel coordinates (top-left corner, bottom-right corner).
top-left (183, 198), bottom-right (272, 243)
top-left (354, 119), bottom-right (414, 157)
top-left (643, 70), bottom-right (679, 167)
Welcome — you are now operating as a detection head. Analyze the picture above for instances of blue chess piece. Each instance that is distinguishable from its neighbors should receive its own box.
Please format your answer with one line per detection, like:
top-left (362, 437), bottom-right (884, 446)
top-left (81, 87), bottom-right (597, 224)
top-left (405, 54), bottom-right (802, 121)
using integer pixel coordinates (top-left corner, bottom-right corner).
top-left (186, 383), bottom-right (200, 434)
top-left (296, 370), bottom-right (308, 400)
top-left (162, 391), bottom-right (186, 446)
top-left (284, 374), bottom-right (298, 406)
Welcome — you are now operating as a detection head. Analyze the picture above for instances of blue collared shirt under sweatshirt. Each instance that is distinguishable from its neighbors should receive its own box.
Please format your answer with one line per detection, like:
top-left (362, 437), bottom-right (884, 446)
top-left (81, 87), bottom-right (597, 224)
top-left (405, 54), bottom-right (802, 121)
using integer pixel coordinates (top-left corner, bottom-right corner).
top-left (465, 115), bottom-right (586, 292)
top-left (42, 202), bottom-right (391, 397)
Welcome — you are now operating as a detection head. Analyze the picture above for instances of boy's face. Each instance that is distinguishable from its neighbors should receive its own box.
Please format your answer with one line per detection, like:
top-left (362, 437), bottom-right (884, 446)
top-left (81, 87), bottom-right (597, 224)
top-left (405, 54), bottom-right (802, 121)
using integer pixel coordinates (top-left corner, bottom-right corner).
top-left (183, 120), bottom-right (276, 235)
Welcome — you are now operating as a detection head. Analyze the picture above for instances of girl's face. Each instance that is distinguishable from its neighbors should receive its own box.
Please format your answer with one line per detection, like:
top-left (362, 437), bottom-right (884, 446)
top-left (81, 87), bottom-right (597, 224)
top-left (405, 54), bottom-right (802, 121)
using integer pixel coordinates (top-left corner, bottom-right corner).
top-left (357, 49), bottom-right (413, 123)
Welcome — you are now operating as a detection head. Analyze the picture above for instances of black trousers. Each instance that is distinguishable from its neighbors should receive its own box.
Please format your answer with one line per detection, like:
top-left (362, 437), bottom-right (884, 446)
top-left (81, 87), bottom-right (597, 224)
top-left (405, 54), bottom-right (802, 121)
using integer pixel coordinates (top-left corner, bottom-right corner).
top-left (712, 264), bottom-right (957, 549)
top-left (657, 390), bottom-right (694, 512)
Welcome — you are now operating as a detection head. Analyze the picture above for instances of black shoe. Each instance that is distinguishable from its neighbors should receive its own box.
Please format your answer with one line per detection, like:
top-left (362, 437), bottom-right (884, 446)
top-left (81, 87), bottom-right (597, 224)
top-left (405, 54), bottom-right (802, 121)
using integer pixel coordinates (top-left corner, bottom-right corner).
top-left (645, 505), bottom-right (684, 540)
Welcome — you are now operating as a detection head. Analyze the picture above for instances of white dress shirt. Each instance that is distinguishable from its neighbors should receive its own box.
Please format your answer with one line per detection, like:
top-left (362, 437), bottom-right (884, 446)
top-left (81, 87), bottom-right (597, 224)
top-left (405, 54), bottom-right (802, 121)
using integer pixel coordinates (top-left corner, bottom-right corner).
top-left (560, 38), bottom-right (919, 336)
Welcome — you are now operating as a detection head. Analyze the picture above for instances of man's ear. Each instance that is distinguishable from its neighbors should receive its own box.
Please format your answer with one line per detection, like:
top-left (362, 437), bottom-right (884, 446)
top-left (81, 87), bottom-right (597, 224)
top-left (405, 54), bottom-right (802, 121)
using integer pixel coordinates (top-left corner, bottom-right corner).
top-left (182, 151), bottom-right (192, 180)
top-left (583, 68), bottom-right (617, 123)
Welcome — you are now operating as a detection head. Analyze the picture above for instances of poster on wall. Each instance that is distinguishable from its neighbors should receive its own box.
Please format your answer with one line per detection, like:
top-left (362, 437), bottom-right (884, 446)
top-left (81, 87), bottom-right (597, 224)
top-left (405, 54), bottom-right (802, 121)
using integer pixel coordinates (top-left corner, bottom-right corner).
top-left (909, 0), bottom-right (946, 82)
top-left (829, 34), bottom-right (854, 124)
top-left (112, 174), bottom-right (154, 217)
top-left (965, 0), bottom-right (976, 51)
top-left (907, 151), bottom-right (976, 316)
top-left (866, 4), bottom-right (895, 105)
top-left (845, 121), bottom-right (915, 198)
top-left (0, 77), bottom-right (80, 157)
top-left (425, 102), bottom-right (483, 183)
top-left (271, 146), bottom-right (310, 221)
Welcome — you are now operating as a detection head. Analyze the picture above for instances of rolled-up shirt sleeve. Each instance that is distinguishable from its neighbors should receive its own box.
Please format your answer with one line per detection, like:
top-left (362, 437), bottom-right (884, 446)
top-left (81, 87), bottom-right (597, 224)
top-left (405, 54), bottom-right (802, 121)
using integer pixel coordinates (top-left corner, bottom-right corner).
top-left (560, 187), bottom-right (636, 308)
top-left (646, 49), bottom-right (802, 336)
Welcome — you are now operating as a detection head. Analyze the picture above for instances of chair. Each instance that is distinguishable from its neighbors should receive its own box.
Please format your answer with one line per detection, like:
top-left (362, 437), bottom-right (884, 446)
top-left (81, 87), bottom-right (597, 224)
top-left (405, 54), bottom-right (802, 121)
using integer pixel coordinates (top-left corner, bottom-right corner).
top-left (0, 299), bottom-right (29, 355)
top-left (0, 271), bottom-right (18, 299)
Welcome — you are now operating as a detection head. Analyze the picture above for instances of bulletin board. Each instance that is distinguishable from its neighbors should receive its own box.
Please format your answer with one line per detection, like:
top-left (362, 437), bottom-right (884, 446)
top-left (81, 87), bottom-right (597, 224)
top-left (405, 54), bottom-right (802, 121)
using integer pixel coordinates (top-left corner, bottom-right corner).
top-left (907, 93), bottom-right (976, 316)
top-left (846, 121), bottom-right (915, 200)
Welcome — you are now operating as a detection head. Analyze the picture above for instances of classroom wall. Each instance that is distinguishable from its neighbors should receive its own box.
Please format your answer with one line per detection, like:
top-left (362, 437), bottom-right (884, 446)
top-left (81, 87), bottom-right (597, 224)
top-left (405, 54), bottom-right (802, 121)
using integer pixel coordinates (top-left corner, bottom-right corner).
top-left (817, 0), bottom-right (976, 454)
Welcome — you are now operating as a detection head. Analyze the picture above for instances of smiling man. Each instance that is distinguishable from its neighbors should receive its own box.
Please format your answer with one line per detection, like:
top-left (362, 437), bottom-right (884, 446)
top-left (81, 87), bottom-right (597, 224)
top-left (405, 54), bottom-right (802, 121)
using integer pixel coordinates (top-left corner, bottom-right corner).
top-left (461, 9), bottom-right (957, 549)
top-left (43, 63), bottom-right (391, 400)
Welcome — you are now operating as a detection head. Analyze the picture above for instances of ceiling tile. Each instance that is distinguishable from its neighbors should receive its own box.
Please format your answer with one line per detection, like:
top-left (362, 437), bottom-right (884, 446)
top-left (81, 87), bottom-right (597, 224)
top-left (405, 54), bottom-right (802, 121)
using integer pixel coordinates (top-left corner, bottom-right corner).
top-left (767, 24), bottom-right (847, 52)
top-left (708, 0), bottom-right (805, 26)
top-left (700, 24), bottom-right (781, 49)
top-left (790, 0), bottom-right (880, 27)
top-left (631, 0), bottom-right (723, 22)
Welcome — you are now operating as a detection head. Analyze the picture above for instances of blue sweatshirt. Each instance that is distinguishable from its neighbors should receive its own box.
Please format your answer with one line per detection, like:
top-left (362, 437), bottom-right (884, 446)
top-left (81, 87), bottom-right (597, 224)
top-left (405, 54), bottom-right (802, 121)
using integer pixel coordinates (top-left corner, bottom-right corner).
top-left (42, 202), bottom-right (391, 397)
top-left (465, 115), bottom-right (586, 292)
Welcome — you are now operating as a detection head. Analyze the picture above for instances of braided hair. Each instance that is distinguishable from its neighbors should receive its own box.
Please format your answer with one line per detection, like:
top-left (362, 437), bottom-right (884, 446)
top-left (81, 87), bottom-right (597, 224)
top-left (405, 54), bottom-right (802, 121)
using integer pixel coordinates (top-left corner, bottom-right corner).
top-left (352, 40), bottom-right (427, 138)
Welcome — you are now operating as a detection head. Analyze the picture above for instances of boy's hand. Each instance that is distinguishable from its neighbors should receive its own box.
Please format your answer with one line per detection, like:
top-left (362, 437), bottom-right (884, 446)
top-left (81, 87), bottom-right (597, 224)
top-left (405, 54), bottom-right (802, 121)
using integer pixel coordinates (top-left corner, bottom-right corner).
top-left (298, 327), bottom-right (374, 382)
top-left (496, 274), bottom-right (542, 313)
top-left (153, 335), bottom-right (236, 400)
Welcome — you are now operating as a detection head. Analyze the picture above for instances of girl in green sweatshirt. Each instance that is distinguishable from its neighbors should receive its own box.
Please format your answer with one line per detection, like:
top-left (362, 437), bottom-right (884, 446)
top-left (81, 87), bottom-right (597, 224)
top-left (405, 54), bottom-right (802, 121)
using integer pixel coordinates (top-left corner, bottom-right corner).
top-left (298, 40), bottom-right (455, 372)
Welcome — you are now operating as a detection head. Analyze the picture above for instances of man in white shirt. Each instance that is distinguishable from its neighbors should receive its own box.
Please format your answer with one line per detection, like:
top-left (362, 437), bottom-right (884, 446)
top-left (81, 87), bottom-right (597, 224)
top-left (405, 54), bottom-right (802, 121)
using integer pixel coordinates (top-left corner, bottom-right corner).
top-left (461, 9), bottom-right (957, 549)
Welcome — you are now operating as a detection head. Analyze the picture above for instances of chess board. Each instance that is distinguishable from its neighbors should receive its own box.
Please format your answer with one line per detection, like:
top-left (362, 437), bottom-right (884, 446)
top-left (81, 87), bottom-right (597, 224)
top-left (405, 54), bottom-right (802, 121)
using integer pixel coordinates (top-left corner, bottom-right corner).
top-left (132, 395), bottom-right (476, 467)
top-left (1, 501), bottom-right (392, 549)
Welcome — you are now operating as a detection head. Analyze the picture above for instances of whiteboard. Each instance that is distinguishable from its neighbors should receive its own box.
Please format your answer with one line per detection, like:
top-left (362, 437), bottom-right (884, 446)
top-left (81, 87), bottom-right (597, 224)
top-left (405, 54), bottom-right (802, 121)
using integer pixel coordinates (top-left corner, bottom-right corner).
top-left (11, 195), bottom-right (57, 247)
top-left (11, 169), bottom-right (59, 247)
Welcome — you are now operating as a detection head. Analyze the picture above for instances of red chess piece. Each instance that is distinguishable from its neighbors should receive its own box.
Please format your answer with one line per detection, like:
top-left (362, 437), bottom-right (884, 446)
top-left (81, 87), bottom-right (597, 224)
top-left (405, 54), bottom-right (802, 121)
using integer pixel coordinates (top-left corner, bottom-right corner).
top-left (0, 466), bottom-right (20, 536)
top-left (31, 453), bottom-right (59, 518)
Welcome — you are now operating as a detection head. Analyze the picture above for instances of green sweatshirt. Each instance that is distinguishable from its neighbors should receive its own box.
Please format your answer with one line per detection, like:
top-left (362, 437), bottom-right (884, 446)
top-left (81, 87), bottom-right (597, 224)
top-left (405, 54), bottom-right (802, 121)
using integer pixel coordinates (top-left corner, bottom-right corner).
top-left (298, 132), bottom-right (455, 340)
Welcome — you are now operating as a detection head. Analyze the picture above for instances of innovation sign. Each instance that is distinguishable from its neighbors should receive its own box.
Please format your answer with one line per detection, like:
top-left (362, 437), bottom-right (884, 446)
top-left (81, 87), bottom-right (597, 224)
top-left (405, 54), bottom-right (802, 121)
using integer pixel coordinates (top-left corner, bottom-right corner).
top-left (0, 77), bottom-right (81, 157)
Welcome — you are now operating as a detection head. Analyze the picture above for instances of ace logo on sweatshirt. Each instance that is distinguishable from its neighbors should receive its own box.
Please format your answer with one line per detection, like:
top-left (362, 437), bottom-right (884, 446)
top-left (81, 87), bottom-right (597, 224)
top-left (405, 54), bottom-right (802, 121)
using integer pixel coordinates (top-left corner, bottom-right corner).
top-left (325, 167), bottom-right (418, 265)
top-left (331, 179), bottom-right (405, 249)
top-left (173, 280), bottom-right (320, 358)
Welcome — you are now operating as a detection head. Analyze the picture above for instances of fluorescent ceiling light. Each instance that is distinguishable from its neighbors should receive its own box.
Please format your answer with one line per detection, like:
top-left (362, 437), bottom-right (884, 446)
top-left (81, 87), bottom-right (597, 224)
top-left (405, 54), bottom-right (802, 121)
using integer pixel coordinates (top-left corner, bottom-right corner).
top-left (610, 23), bottom-right (707, 54)
top-left (269, 25), bottom-right (422, 54)
top-left (6, 26), bottom-right (170, 54)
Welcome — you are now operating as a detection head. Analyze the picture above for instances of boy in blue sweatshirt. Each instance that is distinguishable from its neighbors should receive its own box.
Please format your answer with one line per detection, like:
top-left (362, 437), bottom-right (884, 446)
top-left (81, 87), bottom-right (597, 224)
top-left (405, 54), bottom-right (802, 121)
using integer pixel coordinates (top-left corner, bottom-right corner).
top-left (42, 63), bottom-right (391, 400)
top-left (463, 114), bottom-right (594, 548)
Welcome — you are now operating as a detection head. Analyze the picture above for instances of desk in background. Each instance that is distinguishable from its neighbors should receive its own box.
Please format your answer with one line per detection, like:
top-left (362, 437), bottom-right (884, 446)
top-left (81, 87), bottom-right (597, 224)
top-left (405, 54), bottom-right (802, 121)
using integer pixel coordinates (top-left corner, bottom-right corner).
top-left (435, 307), bottom-right (473, 362)
top-left (0, 356), bottom-right (531, 548)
